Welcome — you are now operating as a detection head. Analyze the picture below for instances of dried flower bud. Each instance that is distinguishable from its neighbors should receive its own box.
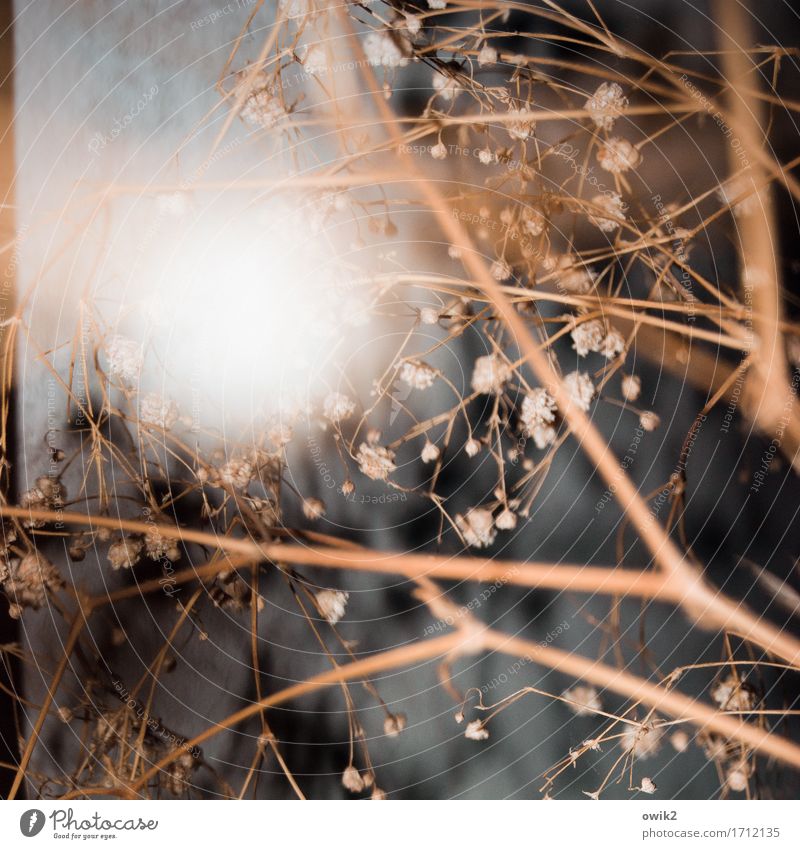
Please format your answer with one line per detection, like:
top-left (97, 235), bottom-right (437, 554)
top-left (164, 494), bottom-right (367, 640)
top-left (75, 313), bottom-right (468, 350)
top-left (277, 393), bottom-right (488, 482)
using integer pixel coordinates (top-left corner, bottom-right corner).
top-left (495, 509), bottom-right (517, 530)
top-left (363, 30), bottom-right (410, 69)
top-left (671, 730), bottom-right (690, 752)
top-left (563, 371), bottom-right (596, 412)
top-left (107, 536), bottom-right (143, 571)
top-left (585, 82), bottom-right (628, 131)
top-left (356, 443), bottom-right (397, 480)
top-left (421, 441), bottom-right (440, 463)
top-left (563, 685), bottom-right (602, 716)
top-left (139, 393), bottom-right (179, 429)
top-left (597, 137), bottom-right (641, 173)
top-left (316, 589), bottom-right (349, 624)
top-left (401, 360), bottom-right (437, 390)
top-left (107, 335), bottom-right (143, 383)
top-left (620, 722), bottom-right (664, 759)
top-left (471, 354), bottom-right (512, 395)
top-left (302, 497), bottom-right (326, 521)
top-left (639, 411), bottom-right (660, 432)
top-left (342, 765), bottom-right (365, 793)
top-left (455, 507), bottom-right (496, 548)
top-left (639, 777), bottom-right (657, 794)
top-left (621, 374), bottom-right (641, 402)
top-left (464, 720), bottom-right (489, 741)
top-left (589, 191), bottom-right (626, 232)
top-left (726, 763), bottom-right (749, 792)
top-left (323, 392), bottom-right (355, 424)
top-left (465, 438), bottom-right (481, 457)
top-left (477, 44), bottom-right (497, 66)
top-left (384, 713), bottom-right (407, 737)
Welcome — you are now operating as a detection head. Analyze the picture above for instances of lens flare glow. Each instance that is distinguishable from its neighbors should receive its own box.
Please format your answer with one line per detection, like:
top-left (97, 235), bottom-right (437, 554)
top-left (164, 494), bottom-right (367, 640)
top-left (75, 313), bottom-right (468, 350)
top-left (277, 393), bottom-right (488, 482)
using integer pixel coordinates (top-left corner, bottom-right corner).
top-left (133, 197), bottom-right (359, 423)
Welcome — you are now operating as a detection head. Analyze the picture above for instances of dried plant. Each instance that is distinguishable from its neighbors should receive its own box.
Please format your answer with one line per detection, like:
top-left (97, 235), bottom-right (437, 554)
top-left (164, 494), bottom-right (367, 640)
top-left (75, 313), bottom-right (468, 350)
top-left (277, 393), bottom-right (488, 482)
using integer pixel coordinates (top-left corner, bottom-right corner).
top-left (1, 0), bottom-right (799, 800)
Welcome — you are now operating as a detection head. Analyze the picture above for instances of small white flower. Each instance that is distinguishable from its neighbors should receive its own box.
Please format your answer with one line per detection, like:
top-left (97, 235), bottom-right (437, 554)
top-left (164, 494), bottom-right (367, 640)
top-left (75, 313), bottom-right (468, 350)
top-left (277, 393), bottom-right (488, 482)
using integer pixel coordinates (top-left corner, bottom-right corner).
top-left (522, 207), bottom-right (546, 236)
top-left (420, 307), bottom-right (441, 325)
top-left (717, 174), bottom-right (763, 219)
top-left (639, 777), bottom-right (657, 794)
top-left (620, 722), bottom-right (664, 759)
top-left (421, 441), bottom-right (440, 463)
top-left (323, 391), bottom-right (356, 423)
top-left (19, 476), bottom-right (65, 528)
top-left (563, 685), bottom-right (602, 716)
top-left (639, 411), bottom-right (660, 432)
top-left (363, 31), bottom-right (410, 69)
top-left (621, 374), bottom-right (641, 402)
top-left (107, 537), bottom-right (143, 571)
top-left (139, 393), bottom-right (179, 430)
top-left (600, 328), bottom-right (626, 360)
top-left (495, 508), bottom-right (517, 530)
top-left (471, 354), bottom-right (512, 395)
top-left (144, 528), bottom-right (180, 562)
top-left (270, 423), bottom-right (293, 447)
top-left (477, 44), bottom-right (498, 66)
top-left (432, 70), bottom-right (459, 101)
top-left (563, 371), bottom-right (596, 412)
top-left (597, 137), bottom-right (641, 173)
top-left (218, 458), bottom-right (254, 489)
top-left (670, 730), bottom-right (690, 753)
top-left (711, 675), bottom-right (755, 712)
top-left (3, 551), bottom-right (62, 615)
top-left (556, 255), bottom-right (596, 294)
top-left (431, 142), bottom-right (448, 160)
top-left (726, 764), bottom-right (749, 792)
top-left (316, 589), bottom-right (349, 624)
top-left (464, 720), bottom-right (489, 740)
top-left (341, 765), bottom-right (364, 793)
top-left (478, 147), bottom-right (494, 165)
top-left (455, 507), bottom-right (496, 548)
top-left (384, 713), bottom-right (407, 737)
top-left (427, 0), bottom-right (446, 8)
top-left (356, 443), bottom-right (397, 480)
top-left (490, 259), bottom-right (512, 281)
top-left (589, 192), bottom-right (626, 232)
top-left (531, 424), bottom-right (557, 450)
top-left (107, 335), bottom-right (143, 383)
top-left (400, 360), bottom-right (437, 390)
top-left (507, 107), bottom-right (535, 140)
top-left (404, 14), bottom-right (421, 36)
top-left (465, 438), bottom-right (481, 457)
top-left (571, 319), bottom-right (606, 357)
top-left (520, 388), bottom-right (557, 433)
top-left (585, 82), bottom-right (628, 131)
top-left (300, 44), bottom-right (328, 76)
top-left (240, 75), bottom-right (287, 129)
top-left (302, 498), bottom-right (326, 521)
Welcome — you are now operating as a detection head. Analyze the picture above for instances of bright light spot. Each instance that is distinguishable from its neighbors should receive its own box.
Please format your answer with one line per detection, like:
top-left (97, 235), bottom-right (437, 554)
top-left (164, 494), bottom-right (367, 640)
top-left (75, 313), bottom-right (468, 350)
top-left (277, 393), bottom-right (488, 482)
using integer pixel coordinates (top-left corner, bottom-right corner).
top-left (133, 196), bottom-right (359, 423)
